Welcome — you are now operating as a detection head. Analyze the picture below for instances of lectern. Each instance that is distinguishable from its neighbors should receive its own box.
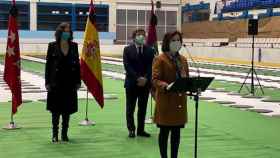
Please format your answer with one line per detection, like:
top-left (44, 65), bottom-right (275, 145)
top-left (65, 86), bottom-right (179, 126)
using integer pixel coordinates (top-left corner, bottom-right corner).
top-left (167, 77), bottom-right (214, 158)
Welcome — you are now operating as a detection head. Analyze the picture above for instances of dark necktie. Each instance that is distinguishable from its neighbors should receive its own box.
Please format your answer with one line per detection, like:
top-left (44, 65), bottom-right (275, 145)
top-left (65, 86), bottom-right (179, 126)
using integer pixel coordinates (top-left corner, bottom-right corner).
top-left (138, 47), bottom-right (142, 55)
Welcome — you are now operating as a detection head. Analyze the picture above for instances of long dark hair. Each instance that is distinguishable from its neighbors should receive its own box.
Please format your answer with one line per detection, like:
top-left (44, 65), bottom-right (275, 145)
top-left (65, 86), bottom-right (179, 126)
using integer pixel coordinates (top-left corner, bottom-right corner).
top-left (55, 22), bottom-right (73, 43)
top-left (161, 31), bottom-right (183, 53)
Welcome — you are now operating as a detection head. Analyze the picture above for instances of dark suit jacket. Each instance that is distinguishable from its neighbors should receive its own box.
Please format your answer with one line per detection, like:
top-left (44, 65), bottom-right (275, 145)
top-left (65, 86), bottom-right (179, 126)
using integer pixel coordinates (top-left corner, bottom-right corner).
top-left (123, 44), bottom-right (155, 89)
top-left (45, 41), bottom-right (81, 114)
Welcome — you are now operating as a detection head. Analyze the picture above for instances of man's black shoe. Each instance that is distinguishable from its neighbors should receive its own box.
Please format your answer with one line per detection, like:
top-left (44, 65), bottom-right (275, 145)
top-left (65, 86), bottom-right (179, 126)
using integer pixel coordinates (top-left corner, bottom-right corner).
top-left (137, 131), bottom-right (151, 137)
top-left (128, 130), bottom-right (135, 138)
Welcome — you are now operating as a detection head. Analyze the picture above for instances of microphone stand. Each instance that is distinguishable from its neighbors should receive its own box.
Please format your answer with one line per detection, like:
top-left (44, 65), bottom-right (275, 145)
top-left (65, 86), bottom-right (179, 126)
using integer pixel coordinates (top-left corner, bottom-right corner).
top-left (182, 44), bottom-right (201, 158)
top-left (182, 44), bottom-right (200, 77)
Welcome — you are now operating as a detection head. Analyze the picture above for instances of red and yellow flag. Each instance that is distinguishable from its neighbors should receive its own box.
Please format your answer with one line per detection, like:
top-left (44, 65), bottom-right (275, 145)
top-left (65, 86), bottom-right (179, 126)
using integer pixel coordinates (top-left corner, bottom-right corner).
top-left (4, 0), bottom-right (22, 115)
top-left (80, 0), bottom-right (104, 108)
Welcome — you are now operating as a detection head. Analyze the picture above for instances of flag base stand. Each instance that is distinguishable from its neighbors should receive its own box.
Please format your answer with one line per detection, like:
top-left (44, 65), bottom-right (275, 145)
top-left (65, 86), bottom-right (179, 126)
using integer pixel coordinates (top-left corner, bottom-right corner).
top-left (3, 122), bottom-right (21, 130)
top-left (145, 117), bottom-right (153, 124)
top-left (79, 118), bottom-right (95, 126)
top-left (145, 94), bottom-right (154, 124)
top-left (79, 90), bottom-right (95, 126)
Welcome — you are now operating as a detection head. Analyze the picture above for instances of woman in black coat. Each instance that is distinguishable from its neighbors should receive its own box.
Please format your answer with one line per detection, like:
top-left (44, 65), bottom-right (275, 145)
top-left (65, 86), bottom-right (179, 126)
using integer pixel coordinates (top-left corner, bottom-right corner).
top-left (45, 22), bottom-right (81, 143)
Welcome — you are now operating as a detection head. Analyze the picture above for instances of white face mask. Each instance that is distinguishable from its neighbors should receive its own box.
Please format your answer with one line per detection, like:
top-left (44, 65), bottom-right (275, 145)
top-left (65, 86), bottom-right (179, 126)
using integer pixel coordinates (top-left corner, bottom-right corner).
top-left (169, 41), bottom-right (182, 53)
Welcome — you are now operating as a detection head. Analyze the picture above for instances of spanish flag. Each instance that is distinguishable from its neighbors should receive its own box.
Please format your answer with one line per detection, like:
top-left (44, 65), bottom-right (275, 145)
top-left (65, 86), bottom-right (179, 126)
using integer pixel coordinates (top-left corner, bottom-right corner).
top-left (80, 0), bottom-right (104, 108)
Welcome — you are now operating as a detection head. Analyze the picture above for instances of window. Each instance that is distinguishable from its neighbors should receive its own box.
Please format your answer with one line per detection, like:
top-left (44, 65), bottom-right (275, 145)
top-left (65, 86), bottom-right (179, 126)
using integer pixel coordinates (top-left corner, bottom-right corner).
top-left (116, 9), bottom-right (127, 43)
top-left (166, 26), bottom-right (177, 33)
top-left (116, 9), bottom-right (177, 44)
top-left (127, 26), bottom-right (137, 41)
top-left (117, 10), bottom-right (126, 25)
top-left (182, 3), bottom-right (210, 23)
top-left (155, 11), bottom-right (165, 26)
top-left (157, 26), bottom-right (166, 41)
top-left (146, 11), bottom-right (151, 25)
top-left (0, 1), bottom-right (30, 30)
top-left (37, 3), bottom-right (109, 31)
top-left (138, 10), bottom-right (146, 26)
top-left (166, 11), bottom-right (177, 25)
top-left (116, 25), bottom-right (126, 42)
top-left (75, 4), bottom-right (109, 32)
top-left (37, 3), bottom-right (72, 30)
top-left (127, 10), bottom-right (137, 25)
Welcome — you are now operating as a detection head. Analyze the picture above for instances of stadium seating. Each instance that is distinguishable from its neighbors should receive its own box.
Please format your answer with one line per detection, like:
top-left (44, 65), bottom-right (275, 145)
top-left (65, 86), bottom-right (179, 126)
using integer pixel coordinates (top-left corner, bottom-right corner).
top-left (183, 38), bottom-right (229, 47)
top-left (222, 0), bottom-right (280, 13)
top-left (183, 37), bottom-right (280, 48)
top-left (182, 2), bottom-right (210, 12)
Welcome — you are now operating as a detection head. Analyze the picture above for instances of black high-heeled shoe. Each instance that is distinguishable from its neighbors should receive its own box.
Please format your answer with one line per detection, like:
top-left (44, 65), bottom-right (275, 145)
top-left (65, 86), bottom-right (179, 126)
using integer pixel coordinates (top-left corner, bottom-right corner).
top-left (61, 135), bottom-right (69, 142)
top-left (52, 136), bottom-right (58, 143)
top-left (61, 127), bottom-right (69, 142)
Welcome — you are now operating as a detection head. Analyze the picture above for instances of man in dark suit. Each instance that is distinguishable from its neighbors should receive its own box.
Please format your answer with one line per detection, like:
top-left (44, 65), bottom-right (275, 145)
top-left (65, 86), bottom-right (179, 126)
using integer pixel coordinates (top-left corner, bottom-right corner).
top-left (123, 29), bottom-right (155, 138)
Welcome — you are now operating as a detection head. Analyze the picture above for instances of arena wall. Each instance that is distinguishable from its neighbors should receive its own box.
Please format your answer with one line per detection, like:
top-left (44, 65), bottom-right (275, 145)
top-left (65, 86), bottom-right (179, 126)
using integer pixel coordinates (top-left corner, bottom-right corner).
top-left (1, 38), bottom-right (280, 67)
top-left (184, 46), bottom-right (280, 67)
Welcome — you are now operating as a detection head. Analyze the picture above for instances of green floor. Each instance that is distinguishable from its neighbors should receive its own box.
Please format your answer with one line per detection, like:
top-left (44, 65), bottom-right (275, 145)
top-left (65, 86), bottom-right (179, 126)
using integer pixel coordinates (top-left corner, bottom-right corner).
top-left (1, 55), bottom-right (280, 157)
top-left (2, 56), bottom-right (279, 101)
top-left (209, 80), bottom-right (280, 101)
top-left (1, 77), bottom-right (280, 158)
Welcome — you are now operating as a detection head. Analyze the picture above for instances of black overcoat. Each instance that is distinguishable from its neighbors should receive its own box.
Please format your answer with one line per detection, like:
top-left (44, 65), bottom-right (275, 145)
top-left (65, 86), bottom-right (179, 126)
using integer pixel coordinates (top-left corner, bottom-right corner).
top-left (45, 41), bottom-right (81, 114)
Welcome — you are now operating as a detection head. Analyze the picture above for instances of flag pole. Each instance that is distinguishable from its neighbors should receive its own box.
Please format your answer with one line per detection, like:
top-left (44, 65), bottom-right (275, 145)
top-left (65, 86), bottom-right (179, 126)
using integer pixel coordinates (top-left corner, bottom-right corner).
top-left (11, 111), bottom-right (14, 124)
top-left (79, 88), bottom-right (95, 126)
top-left (3, 103), bottom-right (21, 130)
top-left (145, 94), bottom-right (153, 124)
top-left (145, 0), bottom-right (156, 124)
top-left (3, 0), bottom-right (22, 130)
top-left (86, 89), bottom-right (89, 120)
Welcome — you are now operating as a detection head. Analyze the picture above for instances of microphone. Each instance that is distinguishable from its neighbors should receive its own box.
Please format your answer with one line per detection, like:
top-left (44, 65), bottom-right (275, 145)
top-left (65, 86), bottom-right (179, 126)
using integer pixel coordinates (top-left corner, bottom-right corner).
top-left (182, 44), bottom-right (200, 78)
